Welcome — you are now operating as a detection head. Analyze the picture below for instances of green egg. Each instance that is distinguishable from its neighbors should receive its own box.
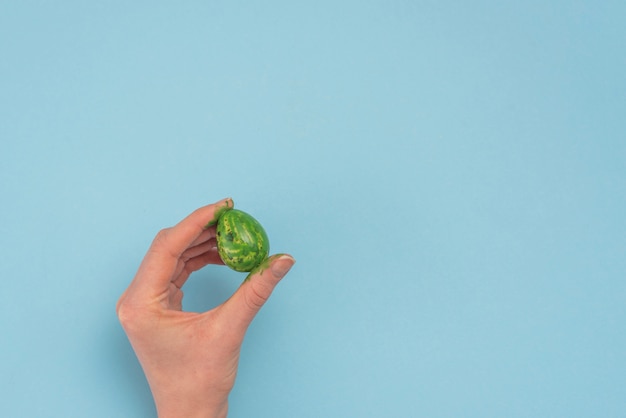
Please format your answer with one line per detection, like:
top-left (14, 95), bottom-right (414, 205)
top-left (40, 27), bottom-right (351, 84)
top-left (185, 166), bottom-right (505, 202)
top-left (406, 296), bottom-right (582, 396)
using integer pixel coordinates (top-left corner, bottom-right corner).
top-left (216, 209), bottom-right (270, 272)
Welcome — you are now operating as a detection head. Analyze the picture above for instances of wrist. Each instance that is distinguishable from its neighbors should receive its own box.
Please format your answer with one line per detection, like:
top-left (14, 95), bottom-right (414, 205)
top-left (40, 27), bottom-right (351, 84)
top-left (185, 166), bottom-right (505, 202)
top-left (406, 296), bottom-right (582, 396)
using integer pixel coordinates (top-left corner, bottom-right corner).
top-left (155, 398), bottom-right (228, 418)
top-left (144, 366), bottom-right (232, 418)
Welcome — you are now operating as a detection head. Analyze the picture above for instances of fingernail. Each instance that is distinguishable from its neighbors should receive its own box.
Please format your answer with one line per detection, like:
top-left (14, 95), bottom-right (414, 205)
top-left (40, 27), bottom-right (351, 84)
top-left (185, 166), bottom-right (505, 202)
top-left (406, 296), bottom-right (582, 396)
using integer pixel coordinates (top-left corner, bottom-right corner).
top-left (216, 197), bottom-right (233, 209)
top-left (271, 255), bottom-right (295, 279)
top-left (205, 198), bottom-right (234, 228)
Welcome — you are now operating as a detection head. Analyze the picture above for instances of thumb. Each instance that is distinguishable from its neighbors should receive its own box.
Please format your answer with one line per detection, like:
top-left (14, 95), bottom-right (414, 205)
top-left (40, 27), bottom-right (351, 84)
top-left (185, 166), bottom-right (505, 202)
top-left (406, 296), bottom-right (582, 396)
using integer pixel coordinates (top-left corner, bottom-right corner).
top-left (220, 254), bottom-right (295, 330)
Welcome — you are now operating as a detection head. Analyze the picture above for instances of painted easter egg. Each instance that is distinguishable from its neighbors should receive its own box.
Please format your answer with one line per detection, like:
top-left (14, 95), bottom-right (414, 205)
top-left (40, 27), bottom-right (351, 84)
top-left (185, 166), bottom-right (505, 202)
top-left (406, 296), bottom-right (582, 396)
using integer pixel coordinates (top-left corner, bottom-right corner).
top-left (216, 209), bottom-right (270, 272)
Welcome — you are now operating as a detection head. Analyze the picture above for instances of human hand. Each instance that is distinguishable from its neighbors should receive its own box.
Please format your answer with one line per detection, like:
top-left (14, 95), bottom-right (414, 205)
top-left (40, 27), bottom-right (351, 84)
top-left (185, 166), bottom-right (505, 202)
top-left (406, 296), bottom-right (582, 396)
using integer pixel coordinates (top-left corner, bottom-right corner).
top-left (116, 198), bottom-right (295, 418)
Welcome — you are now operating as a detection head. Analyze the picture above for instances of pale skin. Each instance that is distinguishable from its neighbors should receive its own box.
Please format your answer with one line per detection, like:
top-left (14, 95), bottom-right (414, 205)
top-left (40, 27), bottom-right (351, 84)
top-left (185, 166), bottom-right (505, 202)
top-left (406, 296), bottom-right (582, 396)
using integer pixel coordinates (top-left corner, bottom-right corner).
top-left (116, 198), bottom-right (295, 418)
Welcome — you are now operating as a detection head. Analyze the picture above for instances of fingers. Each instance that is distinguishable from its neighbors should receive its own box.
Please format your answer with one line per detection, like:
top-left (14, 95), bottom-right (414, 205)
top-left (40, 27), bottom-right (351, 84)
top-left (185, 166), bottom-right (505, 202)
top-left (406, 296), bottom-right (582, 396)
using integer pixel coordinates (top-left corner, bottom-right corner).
top-left (182, 237), bottom-right (218, 262)
top-left (190, 227), bottom-right (218, 248)
top-left (217, 254), bottom-right (295, 332)
top-left (129, 198), bottom-right (233, 301)
top-left (172, 247), bottom-right (225, 289)
top-left (159, 198), bottom-right (233, 259)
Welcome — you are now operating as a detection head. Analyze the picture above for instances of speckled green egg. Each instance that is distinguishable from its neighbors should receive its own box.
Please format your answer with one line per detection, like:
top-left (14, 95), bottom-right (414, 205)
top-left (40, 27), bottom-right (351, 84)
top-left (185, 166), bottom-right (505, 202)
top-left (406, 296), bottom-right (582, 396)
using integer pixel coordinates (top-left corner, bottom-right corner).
top-left (216, 209), bottom-right (270, 272)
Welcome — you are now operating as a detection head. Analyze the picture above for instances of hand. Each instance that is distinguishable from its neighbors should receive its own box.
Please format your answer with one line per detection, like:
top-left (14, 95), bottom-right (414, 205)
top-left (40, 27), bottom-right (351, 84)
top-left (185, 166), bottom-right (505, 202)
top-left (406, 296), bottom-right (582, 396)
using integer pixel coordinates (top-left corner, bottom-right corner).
top-left (116, 198), bottom-right (295, 418)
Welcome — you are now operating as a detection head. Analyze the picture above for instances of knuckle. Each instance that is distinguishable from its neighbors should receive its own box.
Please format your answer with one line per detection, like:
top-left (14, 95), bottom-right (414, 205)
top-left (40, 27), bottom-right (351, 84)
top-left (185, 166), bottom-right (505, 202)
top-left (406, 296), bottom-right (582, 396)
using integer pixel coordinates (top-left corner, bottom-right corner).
top-left (116, 299), bottom-right (134, 328)
top-left (152, 227), bottom-right (179, 259)
top-left (154, 228), bottom-right (171, 245)
top-left (244, 282), bottom-right (271, 312)
top-left (115, 297), bottom-right (145, 332)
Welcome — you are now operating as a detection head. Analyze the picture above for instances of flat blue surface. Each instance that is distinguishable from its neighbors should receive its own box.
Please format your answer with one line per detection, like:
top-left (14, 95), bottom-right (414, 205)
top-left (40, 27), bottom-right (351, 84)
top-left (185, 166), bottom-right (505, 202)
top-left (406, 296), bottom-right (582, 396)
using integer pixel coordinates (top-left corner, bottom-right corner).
top-left (1, 1), bottom-right (625, 417)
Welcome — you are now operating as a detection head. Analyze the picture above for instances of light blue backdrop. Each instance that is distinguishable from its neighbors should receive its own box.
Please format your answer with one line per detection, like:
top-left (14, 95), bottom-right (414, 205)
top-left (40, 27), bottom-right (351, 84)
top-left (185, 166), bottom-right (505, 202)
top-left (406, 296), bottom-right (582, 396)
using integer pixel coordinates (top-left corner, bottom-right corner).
top-left (1, 1), bottom-right (625, 417)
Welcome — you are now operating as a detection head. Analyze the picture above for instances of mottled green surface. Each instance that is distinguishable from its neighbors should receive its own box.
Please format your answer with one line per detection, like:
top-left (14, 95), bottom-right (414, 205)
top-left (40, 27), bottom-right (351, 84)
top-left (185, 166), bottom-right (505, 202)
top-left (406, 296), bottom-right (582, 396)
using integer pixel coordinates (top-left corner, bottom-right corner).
top-left (216, 209), bottom-right (269, 272)
top-left (205, 200), bottom-right (233, 227)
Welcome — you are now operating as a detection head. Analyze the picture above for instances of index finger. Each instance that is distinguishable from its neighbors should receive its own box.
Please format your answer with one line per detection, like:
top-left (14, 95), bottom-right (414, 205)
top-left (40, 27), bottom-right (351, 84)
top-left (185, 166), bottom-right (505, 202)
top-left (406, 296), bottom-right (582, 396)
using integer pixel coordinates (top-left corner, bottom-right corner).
top-left (160, 197), bottom-right (233, 258)
top-left (130, 198), bottom-right (233, 299)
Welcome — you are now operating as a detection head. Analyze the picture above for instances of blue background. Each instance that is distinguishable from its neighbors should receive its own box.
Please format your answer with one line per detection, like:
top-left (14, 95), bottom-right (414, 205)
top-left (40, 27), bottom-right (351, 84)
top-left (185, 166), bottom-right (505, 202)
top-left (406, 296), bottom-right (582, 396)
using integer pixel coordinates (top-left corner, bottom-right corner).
top-left (1, 1), bottom-right (625, 417)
